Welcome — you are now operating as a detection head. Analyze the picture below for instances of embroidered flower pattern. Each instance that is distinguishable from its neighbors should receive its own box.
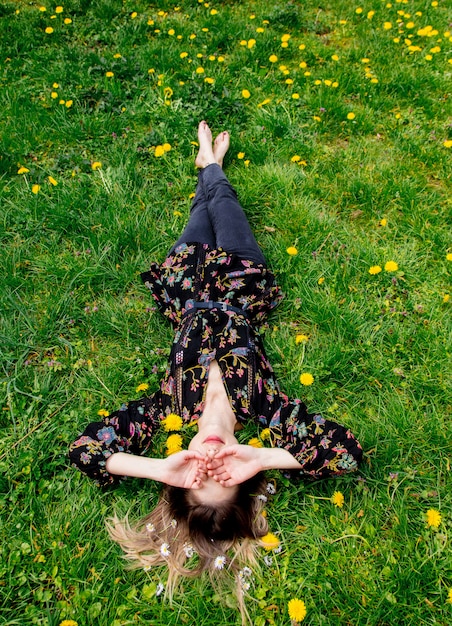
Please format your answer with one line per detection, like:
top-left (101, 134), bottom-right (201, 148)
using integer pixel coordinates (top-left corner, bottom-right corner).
top-left (70, 244), bottom-right (362, 486)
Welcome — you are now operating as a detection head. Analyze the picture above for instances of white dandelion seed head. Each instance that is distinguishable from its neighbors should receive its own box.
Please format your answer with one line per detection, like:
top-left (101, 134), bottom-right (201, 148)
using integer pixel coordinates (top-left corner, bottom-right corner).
top-left (160, 542), bottom-right (171, 557)
top-left (146, 522), bottom-right (155, 533)
top-left (266, 483), bottom-right (276, 495)
top-left (214, 555), bottom-right (226, 570)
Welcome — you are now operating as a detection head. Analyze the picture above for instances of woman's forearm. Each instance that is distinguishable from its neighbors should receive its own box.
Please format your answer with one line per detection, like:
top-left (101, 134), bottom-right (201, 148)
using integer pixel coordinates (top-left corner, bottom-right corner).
top-left (261, 447), bottom-right (302, 471)
top-left (105, 452), bottom-right (165, 481)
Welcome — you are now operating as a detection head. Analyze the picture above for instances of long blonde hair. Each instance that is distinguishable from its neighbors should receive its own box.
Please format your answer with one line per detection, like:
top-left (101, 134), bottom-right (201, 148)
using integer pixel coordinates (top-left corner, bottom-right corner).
top-left (106, 473), bottom-right (269, 623)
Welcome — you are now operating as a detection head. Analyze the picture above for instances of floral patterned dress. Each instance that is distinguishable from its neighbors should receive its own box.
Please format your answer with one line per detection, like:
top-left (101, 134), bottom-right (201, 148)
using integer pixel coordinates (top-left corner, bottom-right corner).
top-left (69, 243), bottom-right (362, 486)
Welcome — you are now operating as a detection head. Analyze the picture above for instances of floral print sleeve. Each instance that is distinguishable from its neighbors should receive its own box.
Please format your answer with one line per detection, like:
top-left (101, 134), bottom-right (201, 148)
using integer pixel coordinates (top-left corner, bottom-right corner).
top-left (69, 393), bottom-right (163, 487)
top-left (267, 396), bottom-right (363, 479)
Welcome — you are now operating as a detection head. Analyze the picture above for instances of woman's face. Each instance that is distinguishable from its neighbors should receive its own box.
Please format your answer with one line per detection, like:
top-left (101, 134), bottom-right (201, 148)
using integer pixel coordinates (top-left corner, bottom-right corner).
top-left (187, 429), bottom-right (239, 503)
top-left (187, 428), bottom-right (238, 457)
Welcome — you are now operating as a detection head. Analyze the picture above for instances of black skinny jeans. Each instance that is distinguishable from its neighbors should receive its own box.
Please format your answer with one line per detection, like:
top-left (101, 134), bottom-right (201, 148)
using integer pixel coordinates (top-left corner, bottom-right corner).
top-left (170, 164), bottom-right (266, 265)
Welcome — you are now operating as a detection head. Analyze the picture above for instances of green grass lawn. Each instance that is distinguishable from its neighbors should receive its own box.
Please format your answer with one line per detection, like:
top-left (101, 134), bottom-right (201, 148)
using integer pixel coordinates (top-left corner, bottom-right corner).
top-left (1, 0), bottom-right (451, 624)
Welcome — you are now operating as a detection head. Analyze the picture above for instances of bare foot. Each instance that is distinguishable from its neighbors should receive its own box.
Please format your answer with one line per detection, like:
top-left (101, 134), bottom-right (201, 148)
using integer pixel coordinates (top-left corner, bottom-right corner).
top-left (213, 131), bottom-right (230, 168)
top-left (195, 120), bottom-right (216, 168)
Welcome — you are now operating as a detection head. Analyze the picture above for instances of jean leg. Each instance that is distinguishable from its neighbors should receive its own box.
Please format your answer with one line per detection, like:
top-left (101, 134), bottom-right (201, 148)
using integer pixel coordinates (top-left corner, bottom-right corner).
top-left (169, 175), bottom-right (216, 253)
top-left (199, 164), bottom-right (266, 265)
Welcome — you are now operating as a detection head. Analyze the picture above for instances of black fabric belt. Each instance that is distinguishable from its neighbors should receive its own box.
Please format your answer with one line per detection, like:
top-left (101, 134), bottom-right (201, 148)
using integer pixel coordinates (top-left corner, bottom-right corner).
top-left (182, 300), bottom-right (248, 318)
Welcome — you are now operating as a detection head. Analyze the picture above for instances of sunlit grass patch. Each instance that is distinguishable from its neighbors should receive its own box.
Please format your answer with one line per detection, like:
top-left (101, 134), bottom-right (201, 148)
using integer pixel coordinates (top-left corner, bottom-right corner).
top-left (1, 0), bottom-right (452, 624)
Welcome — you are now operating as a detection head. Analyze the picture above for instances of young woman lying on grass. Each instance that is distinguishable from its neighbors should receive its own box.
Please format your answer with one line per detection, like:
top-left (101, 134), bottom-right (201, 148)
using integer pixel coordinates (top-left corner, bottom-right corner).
top-left (69, 120), bottom-right (362, 615)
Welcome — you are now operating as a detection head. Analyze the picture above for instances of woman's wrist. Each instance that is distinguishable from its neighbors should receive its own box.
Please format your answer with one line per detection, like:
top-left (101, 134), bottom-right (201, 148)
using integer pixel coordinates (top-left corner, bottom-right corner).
top-left (260, 447), bottom-right (302, 471)
top-left (105, 452), bottom-right (166, 482)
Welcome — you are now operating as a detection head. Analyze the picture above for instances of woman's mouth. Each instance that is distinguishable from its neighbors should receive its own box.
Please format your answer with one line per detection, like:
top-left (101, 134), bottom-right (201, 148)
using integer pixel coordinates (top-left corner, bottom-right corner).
top-left (203, 436), bottom-right (225, 444)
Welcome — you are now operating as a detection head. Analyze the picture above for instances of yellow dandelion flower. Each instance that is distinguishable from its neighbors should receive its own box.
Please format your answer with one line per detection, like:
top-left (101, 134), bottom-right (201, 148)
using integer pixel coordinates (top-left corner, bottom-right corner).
top-left (39, 6), bottom-right (46, 11)
top-left (292, 93), bottom-right (300, 99)
top-left (162, 413), bottom-right (182, 432)
top-left (64, 17), bottom-right (72, 24)
top-left (260, 532), bottom-right (279, 551)
top-left (288, 598), bottom-right (307, 622)
top-left (45, 26), bottom-right (54, 33)
top-left (443, 294), bottom-right (450, 303)
top-left (32, 184), bottom-right (41, 194)
top-left (446, 253), bottom-right (452, 261)
top-left (281, 33), bottom-right (291, 42)
top-left (447, 589), bottom-right (452, 604)
top-left (247, 39), bottom-right (256, 49)
top-left (443, 140), bottom-right (452, 148)
top-left (296, 334), bottom-right (309, 344)
top-left (210, 8), bottom-right (218, 15)
top-left (384, 260), bottom-right (398, 272)
top-left (369, 265), bottom-right (382, 275)
top-left (162, 143), bottom-right (171, 153)
top-left (204, 77), bottom-right (215, 84)
top-left (332, 54), bottom-right (339, 61)
top-left (244, 160), bottom-right (250, 167)
top-left (17, 166), bottom-right (29, 174)
top-left (367, 10), bottom-right (375, 19)
top-left (168, 28), bottom-right (175, 36)
top-left (130, 11), bottom-right (137, 19)
top-left (242, 89), bottom-right (251, 98)
top-left (195, 66), bottom-right (204, 74)
top-left (269, 54), bottom-right (278, 63)
top-left (217, 56), bottom-right (225, 62)
top-left (318, 276), bottom-right (325, 285)
top-left (166, 434), bottom-right (183, 455)
top-left (59, 621), bottom-right (78, 626)
top-left (247, 437), bottom-right (263, 448)
top-left (379, 218), bottom-right (387, 226)
top-left (299, 373), bottom-right (314, 386)
top-left (286, 246), bottom-right (298, 255)
top-left (237, 152), bottom-right (245, 159)
top-left (97, 409), bottom-right (110, 417)
top-left (105, 71), bottom-right (114, 78)
top-left (91, 161), bottom-right (102, 171)
top-left (347, 112), bottom-right (356, 120)
top-left (383, 22), bottom-right (392, 30)
top-left (331, 491), bottom-right (345, 507)
top-left (136, 382), bottom-right (149, 392)
top-left (260, 428), bottom-right (271, 440)
top-left (65, 99), bottom-right (73, 108)
top-left (355, 7), bottom-right (363, 14)
top-left (180, 52), bottom-right (188, 59)
top-left (59, 99), bottom-right (65, 105)
top-left (154, 145), bottom-right (165, 157)
top-left (257, 98), bottom-right (271, 107)
top-left (426, 508), bottom-right (441, 528)
top-left (291, 155), bottom-right (301, 162)
top-left (48, 176), bottom-right (58, 186)
top-left (55, 6), bottom-right (63, 13)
